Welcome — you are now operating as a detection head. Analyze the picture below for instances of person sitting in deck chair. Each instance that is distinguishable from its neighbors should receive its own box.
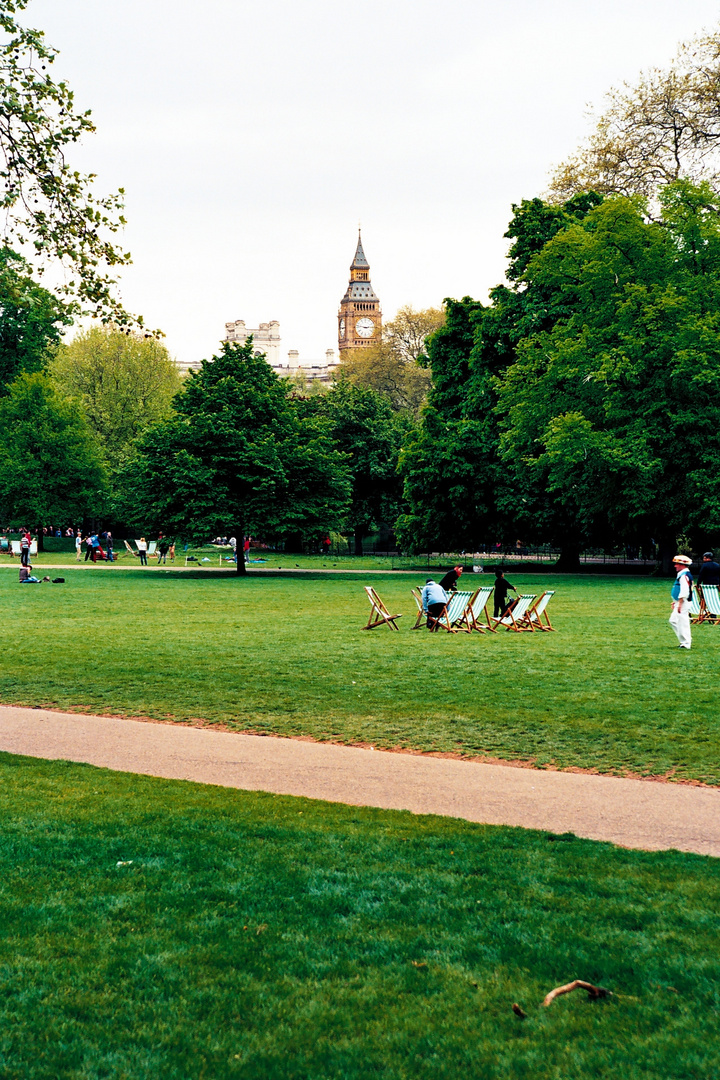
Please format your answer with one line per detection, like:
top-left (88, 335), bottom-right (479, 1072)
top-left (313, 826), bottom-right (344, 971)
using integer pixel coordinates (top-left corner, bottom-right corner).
top-left (493, 568), bottom-right (519, 619)
top-left (421, 578), bottom-right (449, 631)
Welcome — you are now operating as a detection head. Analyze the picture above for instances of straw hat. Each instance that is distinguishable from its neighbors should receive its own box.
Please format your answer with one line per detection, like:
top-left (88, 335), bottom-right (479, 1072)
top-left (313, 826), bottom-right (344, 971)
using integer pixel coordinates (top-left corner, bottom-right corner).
top-left (672, 555), bottom-right (692, 565)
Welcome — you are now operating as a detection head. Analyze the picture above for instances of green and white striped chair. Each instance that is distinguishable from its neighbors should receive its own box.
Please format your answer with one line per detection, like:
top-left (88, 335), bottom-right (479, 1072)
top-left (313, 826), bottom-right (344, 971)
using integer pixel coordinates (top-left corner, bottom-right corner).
top-left (690, 585), bottom-right (705, 623)
top-left (456, 585), bottom-right (495, 633)
top-left (520, 590), bottom-right (556, 631)
top-left (491, 593), bottom-right (537, 632)
top-left (700, 584), bottom-right (720, 625)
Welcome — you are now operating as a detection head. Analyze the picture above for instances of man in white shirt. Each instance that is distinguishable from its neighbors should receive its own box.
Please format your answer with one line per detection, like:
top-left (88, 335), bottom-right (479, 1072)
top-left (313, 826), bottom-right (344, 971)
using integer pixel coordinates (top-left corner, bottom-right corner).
top-left (669, 554), bottom-right (693, 650)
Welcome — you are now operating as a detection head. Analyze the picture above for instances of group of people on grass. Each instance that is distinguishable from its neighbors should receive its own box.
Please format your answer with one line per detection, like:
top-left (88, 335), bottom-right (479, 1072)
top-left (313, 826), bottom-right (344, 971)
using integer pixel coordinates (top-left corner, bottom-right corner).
top-left (420, 565), bottom-right (519, 631)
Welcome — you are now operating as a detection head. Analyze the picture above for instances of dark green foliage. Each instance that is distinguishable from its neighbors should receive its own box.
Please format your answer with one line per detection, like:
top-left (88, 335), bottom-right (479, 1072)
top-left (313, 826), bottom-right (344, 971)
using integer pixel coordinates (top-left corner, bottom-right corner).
top-left (0, 754), bottom-right (718, 1078)
top-left (298, 380), bottom-right (409, 552)
top-left (117, 341), bottom-right (351, 560)
top-left (0, 371), bottom-right (105, 526)
top-left (0, 248), bottom-right (70, 390)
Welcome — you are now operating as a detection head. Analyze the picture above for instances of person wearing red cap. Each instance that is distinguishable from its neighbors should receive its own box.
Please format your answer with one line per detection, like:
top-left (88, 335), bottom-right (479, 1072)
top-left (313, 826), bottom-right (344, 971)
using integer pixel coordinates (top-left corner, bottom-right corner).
top-left (669, 554), bottom-right (693, 650)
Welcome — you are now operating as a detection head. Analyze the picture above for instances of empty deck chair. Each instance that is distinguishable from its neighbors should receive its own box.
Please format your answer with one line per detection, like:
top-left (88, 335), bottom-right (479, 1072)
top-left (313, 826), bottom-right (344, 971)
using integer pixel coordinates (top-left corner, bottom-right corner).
top-left (446, 590), bottom-right (475, 632)
top-left (362, 586), bottom-right (402, 631)
top-left (410, 588), bottom-right (425, 629)
top-left (491, 593), bottom-right (537, 631)
top-left (520, 590), bottom-right (557, 631)
top-left (700, 584), bottom-right (720, 625)
top-left (457, 585), bottom-right (495, 633)
top-left (124, 540), bottom-right (138, 557)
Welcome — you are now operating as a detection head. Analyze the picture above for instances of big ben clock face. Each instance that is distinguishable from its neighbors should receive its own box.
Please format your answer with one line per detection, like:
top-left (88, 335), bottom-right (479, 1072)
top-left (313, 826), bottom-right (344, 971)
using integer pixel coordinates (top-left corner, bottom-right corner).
top-left (339, 318), bottom-right (345, 338)
top-left (356, 317), bottom-right (374, 338)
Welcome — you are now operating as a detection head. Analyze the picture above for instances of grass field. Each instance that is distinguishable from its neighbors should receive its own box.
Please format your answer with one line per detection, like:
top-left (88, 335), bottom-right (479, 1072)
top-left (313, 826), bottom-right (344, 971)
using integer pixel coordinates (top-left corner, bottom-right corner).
top-left (1, 567), bottom-right (718, 783)
top-left (1, 752), bottom-right (718, 1080)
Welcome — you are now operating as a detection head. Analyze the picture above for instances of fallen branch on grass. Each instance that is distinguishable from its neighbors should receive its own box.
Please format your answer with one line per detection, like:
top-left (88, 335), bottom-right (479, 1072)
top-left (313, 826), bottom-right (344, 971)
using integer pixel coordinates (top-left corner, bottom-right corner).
top-left (542, 980), bottom-right (612, 1007)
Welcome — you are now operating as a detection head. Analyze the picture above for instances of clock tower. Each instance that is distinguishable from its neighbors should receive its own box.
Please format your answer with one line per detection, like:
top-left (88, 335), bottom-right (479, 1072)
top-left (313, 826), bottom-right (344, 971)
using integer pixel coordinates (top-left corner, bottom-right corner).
top-left (338, 231), bottom-right (382, 360)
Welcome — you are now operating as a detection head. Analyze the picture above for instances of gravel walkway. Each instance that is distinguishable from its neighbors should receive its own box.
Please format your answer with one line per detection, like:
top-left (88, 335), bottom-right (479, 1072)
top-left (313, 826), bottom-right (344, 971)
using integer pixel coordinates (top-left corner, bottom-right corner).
top-left (1, 706), bottom-right (718, 856)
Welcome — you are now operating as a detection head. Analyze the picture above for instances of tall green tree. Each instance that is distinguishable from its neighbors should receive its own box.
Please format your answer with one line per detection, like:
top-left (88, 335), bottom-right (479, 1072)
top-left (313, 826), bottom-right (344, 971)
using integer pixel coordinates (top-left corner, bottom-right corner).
top-left (0, 371), bottom-right (106, 532)
top-left (496, 180), bottom-right (720, 568)
top-left (118, 341), bottom-right (351, 574)
top-left (0, 247), bottom-right (70, 390)
top-left (50, 326), bottom-right (182, 459)
top-left (299, 380), bottom-right (410, 554)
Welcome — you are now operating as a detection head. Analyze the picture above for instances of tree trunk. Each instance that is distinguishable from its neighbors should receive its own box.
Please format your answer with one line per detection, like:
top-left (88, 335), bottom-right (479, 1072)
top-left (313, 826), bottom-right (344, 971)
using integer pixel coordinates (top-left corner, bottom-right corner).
top-left (235, 526), bottom-right (246, 576)
top-left (354, 528), bottom-right (366, 557)
top-left (555, 542), bottom-right (580, 571)
top-left (658, 536), bottom-right (675, 575)
top-left (36, 527), bottom-right (44, 553)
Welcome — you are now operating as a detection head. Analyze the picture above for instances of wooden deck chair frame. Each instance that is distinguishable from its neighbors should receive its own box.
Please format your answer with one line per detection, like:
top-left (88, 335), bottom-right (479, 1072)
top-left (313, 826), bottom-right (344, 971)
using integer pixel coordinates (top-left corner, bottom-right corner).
top-left (457, 585), bottom-right (496, 633)
top-left (123, 539), bottom-right (137, 558)
top-left (410, 588), bottom-right (425, 630)
top-left (690, 584), bottom-right (706, 624)
top-left (362, 586), bottom-right (402, 631)
top-left (519, 590), bottom-right (556, 632)
top-left (491, 593), bottom-right (537, 632)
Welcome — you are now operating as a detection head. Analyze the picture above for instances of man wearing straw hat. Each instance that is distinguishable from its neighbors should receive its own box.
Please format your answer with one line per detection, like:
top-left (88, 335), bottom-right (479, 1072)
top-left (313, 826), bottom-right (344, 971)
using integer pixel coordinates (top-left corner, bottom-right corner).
top-left (669, 554), bottom-right (693, 650)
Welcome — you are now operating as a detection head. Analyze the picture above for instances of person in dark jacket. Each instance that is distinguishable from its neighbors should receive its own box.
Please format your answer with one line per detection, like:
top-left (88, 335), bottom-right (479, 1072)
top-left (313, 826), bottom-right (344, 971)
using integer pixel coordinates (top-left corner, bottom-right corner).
top-left (493, 568), bottom-right (519, 618)
top-left (438, 565), bottom-right (463, 593)
top-left (697, 552), bottom-right (720, 587)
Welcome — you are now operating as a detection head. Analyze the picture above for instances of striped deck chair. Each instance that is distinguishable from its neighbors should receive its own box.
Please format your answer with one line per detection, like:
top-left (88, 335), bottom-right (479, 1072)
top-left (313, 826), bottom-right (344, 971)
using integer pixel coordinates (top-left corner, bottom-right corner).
top-left (457, 585), bottom-right (495, 633)
top-left (520, 590), bottom-right (556, 631)
top-left (411, 588), bottom-right (425, 629)
top-left (690, 585), bottom-right (705, 624)
top-left (362, 586), bottom-right (402, 631)
top-left (491, 593), bottom-right (537, 632)
top-left (700, 584), bottom-right (720, 625)
top-left (123, 540), bottom-right (138, 558)
top-left (446, 590), bottom-right (475, 633)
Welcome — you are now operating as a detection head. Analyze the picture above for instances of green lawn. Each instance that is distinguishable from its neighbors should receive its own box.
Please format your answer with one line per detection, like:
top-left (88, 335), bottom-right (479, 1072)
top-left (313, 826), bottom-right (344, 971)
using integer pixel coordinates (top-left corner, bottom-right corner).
top-left (1, 753), bottom-right (718, 1079)
top-left (1, 567), bottom-right (718, 783)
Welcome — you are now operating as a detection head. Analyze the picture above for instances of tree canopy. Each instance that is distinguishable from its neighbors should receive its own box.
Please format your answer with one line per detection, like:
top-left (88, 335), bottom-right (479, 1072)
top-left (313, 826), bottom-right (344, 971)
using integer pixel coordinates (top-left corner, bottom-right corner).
top-left (0, 0), bottom-right (134, 323)
top-left (0, 370), bottom-right (106, 527)
top-left (0, 246), bottom-right (70, 390)
top-left (50, 326), bottom-right (182, 460)
top-left (117, 341), bottom-right (351, 573)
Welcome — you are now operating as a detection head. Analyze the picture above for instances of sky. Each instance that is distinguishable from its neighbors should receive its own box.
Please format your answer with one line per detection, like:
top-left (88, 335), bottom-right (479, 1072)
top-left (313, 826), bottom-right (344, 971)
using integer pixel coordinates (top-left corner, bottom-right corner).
top-left (26, 0), bottom-right (720, 367)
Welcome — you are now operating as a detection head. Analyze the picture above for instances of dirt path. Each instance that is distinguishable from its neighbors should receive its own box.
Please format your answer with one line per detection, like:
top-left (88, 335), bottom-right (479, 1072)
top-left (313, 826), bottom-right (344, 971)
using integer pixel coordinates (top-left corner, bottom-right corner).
top-left (1, 705), bottom-right (718, 856)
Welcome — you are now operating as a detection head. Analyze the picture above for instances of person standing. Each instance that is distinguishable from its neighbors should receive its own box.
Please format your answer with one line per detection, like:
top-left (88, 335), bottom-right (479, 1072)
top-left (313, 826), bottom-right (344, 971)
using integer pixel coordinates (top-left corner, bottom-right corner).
top-left (493, 568), bottom-right (519, 618)
top-left (137, 537), bottom-right (148, 566)
top-left (75, 532), bottom-right (83, 562)
top-left (157, 535), bottom-right (170, 564)
top-left (20, 530), bottom-right (31, 567)
top-left (669, 554), bottom-right (693, 650)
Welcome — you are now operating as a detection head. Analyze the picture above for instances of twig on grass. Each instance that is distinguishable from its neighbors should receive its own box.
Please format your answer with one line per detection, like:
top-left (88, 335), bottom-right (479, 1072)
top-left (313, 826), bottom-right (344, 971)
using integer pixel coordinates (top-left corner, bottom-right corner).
top-left (542, 980), bottom-right (612, 1007)
top-left (512, 1003), bottom-right (528, 1019)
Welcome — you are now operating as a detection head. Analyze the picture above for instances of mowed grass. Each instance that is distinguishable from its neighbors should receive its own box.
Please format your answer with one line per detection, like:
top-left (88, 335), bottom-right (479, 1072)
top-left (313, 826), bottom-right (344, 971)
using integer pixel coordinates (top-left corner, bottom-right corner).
top-left (1, 568), bottom-right (719, 783)
top-left (1, 753), bottom-right (719, 1080)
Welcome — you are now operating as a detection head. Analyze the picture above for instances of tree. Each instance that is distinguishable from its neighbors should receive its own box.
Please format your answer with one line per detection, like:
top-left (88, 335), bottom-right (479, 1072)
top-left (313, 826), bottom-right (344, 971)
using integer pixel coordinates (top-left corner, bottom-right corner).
top-left (299, 380), bottom-right (410, 554)
top-left (0, 1), bottom-right (134, 323)
top-left (0, 371), bottom-right (106, 533)
top-left (548, 29), bottom-right (720, 201)
top-left (0, 246), bottom-right (70, 390)
top-left (50, 326), bottom-right (182, 459)
top-left (117, 341), bottom-right (351, 574)
top-left (495, 180), bottom-right (720, 569)
top-left (338, 305), bottom-right (443, 413)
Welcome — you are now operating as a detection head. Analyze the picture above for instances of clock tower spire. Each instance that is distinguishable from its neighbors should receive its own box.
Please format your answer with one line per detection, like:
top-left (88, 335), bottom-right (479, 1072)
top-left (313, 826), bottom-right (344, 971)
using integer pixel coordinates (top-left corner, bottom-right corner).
top-left (338, 230), bottom-right (382, 360)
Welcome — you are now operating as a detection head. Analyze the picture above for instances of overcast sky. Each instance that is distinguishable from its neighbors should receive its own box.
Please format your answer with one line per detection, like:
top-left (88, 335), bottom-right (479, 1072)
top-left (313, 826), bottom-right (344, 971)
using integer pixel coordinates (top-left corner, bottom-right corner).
top-left (27, 0), bottom-right (720, 366)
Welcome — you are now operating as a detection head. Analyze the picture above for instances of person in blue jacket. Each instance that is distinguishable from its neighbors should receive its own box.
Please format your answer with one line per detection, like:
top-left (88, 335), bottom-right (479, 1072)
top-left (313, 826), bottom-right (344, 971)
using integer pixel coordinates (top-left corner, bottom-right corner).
top-left (421, 578), bottom-right (449, 631)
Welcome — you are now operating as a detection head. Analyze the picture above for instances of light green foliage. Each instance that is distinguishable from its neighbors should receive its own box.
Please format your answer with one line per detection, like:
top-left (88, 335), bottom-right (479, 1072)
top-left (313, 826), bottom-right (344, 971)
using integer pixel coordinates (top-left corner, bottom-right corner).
top-left (0, 754), bottom-right (718, 1078)
top-left (1, 569), bottom-right (719, 783)
top-left (50, 326), bottom-right (182, 459)
top-left (117, 341), bottom-right (351, 563)
top-left (0, 2), bottom-right (133, 322)
top-left (0, 371), bottom-right (105, 525)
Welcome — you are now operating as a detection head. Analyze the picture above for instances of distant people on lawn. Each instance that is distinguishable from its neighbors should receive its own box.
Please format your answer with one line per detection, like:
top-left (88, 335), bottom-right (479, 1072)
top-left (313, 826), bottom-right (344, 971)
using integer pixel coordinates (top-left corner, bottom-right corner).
top-left (421, 578), bottom-right (449, 631)
top-left (157, 535), bottom-right (170, 564)
top-left (697, 552), bottom-right (720, 588)
top-left (75, 532), bottom-right (83, 561)
top-left (168, 541), bottom-right (175, 563)
top-left (137, 537), bottom-right (148, 566)
top-left (669, 554), bottom-right (693, 650)
top-left (438, 565), bottom-right (463, 593)
top-left (19, 565), bottom-right (40, 583)
top-left (243, 537), bottom-right (251, 563)
top-left (493, 568), bottom-right (519, 619)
